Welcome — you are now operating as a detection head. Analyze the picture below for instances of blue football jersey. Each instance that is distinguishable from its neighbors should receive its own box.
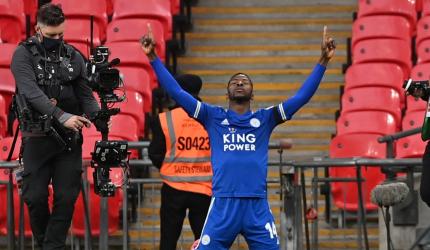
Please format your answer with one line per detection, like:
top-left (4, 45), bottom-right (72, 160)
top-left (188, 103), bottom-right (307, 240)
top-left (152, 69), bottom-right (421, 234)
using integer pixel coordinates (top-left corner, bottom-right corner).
top-left (150, 58), bottom-right (326, 198)
top-left (193, 104), bottom-right (278, 197)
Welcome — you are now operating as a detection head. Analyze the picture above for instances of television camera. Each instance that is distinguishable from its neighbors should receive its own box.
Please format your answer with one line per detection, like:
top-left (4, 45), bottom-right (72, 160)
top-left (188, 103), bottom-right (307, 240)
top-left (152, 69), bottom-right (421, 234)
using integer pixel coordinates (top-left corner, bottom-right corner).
top-left (88, 45), bottom-right (130, 197)
top-left (403, 79), bottom-right (430, 101)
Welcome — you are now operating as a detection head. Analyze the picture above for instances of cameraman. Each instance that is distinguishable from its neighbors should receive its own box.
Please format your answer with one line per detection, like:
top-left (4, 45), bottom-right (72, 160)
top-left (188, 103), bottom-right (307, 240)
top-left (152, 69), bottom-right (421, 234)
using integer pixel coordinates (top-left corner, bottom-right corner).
top-left (406, 83), bottom-right (430, 207)
top-left (11, 4), bottom-right (100, 249)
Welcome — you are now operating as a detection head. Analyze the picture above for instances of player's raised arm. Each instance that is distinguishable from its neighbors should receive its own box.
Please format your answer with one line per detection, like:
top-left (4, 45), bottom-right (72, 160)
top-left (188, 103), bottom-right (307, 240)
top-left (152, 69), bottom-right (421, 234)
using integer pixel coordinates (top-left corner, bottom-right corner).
top-left (276, 26), bottom-right (336, 122)
top-left (141, 24), bottom-right (202, 118)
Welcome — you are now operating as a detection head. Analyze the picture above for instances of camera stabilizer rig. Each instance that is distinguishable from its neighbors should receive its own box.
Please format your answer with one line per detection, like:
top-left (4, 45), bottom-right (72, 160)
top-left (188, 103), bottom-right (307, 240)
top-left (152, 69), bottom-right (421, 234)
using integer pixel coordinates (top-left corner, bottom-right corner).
top-left (88, 45), bottom-right (130, 197)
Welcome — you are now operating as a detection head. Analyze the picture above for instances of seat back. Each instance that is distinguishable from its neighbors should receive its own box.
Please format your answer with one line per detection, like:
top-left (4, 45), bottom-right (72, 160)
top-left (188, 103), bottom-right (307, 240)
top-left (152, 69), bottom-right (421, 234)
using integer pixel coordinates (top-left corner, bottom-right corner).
top-left (51, 0), bottom-right (108, 41)
top-left (341, 87), bottom-right (402, 125)
top-left (396, 111), bottom-right (427, 158)
top-left (106, 18), bottom-right (166, 59)
top-left (353, 39), bottom-right (412, 78)
top-left (336, 111), bottom-right (398, 136)
top-left (118, 66), bottom-right (152, 112)
top-left (358, 0), bottom-right (417, 29)
top-left (352, 16), bottom-right (411, 51)
top-left (112, 0), bottom-right (172, 40)
top-left (330, 133), bottom-right (386, 211)
top-left (344, 63), bottom-right (405, 96)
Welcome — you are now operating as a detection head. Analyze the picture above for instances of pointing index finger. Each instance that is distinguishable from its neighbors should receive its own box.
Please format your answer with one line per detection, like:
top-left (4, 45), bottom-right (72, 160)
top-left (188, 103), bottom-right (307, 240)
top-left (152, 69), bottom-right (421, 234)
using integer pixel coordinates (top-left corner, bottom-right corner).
top-left (147, 23), bottom-right (154, 40)
top-left (323, 25), bottom-right (327, 43)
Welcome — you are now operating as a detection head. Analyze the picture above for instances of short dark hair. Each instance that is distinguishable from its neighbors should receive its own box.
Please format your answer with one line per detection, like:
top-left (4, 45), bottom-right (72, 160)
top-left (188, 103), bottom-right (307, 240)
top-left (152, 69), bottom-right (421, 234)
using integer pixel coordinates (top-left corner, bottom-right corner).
top-left (37, 3), bottom-right (65, 26)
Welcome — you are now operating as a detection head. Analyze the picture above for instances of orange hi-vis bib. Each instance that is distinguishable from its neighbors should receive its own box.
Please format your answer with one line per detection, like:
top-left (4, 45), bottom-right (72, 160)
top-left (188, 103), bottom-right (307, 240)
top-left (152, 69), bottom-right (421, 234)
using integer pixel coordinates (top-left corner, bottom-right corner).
top-left (159, 108), bottom-right (212, 196)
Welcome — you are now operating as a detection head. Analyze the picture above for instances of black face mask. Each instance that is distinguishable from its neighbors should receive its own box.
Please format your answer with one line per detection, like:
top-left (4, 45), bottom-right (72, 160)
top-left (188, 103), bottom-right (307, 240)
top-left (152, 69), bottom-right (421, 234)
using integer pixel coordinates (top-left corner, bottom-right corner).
top-left (41, 35), bottom-right (63, 51)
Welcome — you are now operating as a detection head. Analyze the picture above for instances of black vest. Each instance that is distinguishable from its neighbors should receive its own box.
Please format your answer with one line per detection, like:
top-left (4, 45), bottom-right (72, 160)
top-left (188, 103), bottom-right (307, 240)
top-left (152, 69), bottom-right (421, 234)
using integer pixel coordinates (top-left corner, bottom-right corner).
top-left (21, 37), bottom-right (85, 116)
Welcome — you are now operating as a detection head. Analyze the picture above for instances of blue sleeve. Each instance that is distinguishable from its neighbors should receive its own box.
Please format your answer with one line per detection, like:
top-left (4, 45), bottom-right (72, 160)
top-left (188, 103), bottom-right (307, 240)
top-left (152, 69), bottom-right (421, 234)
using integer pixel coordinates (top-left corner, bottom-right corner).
top-left (150, 57), bottom-right (209, 123)
top-left (275, 63), bottom-right (326, 123)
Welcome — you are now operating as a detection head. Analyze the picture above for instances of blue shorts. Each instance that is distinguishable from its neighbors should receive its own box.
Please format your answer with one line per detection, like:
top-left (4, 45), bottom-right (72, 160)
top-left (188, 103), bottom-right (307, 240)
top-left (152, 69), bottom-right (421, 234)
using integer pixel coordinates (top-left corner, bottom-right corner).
top-left (196, 197), bottom-right (279, 250)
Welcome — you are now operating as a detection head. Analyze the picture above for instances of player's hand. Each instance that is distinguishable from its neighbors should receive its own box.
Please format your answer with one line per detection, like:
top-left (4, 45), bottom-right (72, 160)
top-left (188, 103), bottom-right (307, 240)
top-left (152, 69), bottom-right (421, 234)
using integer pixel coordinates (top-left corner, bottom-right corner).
top-left (64, 115), bottom-right (91, 132)
top-left (140, 23), bottom-right (157, 61)
top-left (319, 26), bottom-right (336, 66)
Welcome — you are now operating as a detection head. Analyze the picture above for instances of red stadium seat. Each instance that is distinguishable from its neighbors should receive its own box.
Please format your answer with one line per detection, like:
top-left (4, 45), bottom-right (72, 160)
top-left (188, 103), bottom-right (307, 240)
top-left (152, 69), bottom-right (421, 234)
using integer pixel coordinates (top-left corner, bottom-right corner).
top-left (171, 0), bottom-right (181, 15)
top-left (417, 0), bottom-right (424, 12)
top-left (0, 135), bottom-right (31, 237)
top-left (410, 63), bottom-right (430, 80)
top-left (0, 43), bottom-right (15, 67)
top-left (119, 90), bottom-right (146, 136)
top-left (416, 39), bottom-right (430, 64)
top-left (409, 63), bottom-right (430, 111)
top-left (422, 0), bottom-right (430, 17)
top-left (118, 66), bottom-right (152, 113)
top-left (23, 0), bottom-right (37, 27)
top-left (64, 19), bottom-right (101, 47)
top-left (417, 16), bottom-right (430, 49)
top-left (396, 111), bottom-right (427, 158)
top-left (353, 39), bottom-right (412, 78)
top-left (406, 95), bottom-right (427, 112)
top-left (0, 0), bottom-right (25, 43)
top-left (105, 42), bottom-right (157, 89)
top-left (106, 18), bottom-right (166, 59)
top-left (329, 133), bottom-right (386, 211)
top-left (0, 67), bottom-right (17, 109)
top-left (72, 168), bottom-right (123, 237)
top-left (336, 111), bottom-right (398, 136)
top-left (66, 42), bottom-right (91, 59)
top-left (0, 95), bottom-right (7, 136)
top-left (112, 0), bottom-right (173, 40)
top-left (352, 16), bottom-right (412, 51)
top-left (341, 87), bottom-right (402, 126)
top-left (51, 0), bottom-right (108, 41)
top-left (106, 0), bottom-right (114, 16)
top-left (358, 0), bottom-right (417, 29)
top-left (344, 63), bottom-right (405, 101)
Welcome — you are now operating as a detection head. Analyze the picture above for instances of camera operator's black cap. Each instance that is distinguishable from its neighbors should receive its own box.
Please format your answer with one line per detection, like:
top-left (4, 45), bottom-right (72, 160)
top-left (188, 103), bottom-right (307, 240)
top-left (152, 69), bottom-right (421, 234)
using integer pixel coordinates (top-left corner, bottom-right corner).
top-left (175, 74), bottom-right (202, 97)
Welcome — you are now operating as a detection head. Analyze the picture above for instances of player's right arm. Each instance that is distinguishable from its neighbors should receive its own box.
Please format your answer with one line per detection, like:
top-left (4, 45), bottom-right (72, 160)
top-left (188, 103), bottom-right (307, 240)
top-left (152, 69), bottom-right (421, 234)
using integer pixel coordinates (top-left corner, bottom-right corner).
top-left (141, 24), bottom-right (207, 121)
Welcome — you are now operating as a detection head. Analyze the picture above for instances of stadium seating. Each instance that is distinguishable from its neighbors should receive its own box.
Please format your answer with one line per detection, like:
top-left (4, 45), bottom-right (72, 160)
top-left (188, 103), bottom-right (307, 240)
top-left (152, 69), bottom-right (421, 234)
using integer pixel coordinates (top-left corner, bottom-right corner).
top-left (352, 16), bottom-right (411, 51)
top-left (396, 111), bottom-right (427, 158)
top-left (112, 0), bottom-right (173, 40)
top-left (51, 0), bottom-right (108, 41)
top-left (106, 18), bottom-right (167, 60)
top-left (341, 87), bottom-right (402, 126)
top-left (344, 63), bottom-right (405, 103)
top-left (0, 0), bottom-right (25, 43)
top-left (353, 39), bottom-right (412, 78)
top-left (329, 133), bottom-right (386, 211)
top-left (64, 19), bottom-right (101, 47)
top-left (0, 95), bottom-right (7, 137)
top-left (417, 16), bottom-right (430, 49)
top-left (0, 135), bottom-right (32, 237)
top-left (119, 90), bottom-right (146, 136)
top-left (416, 39), bottom-right (430, 64)
top-left (118, 66), bottom-right (152, 113)
top-left (358, 0), bottom-right (417, 30)
top-left (336, 111), bottom-right (398, 136)
top-left (72, 167), bottom-right (123, 236)
top-left (406, 95), bottom-right (427, 112)
top-left (171, 0), bottom-right (181, 15)
top-left (105, 42), bottom-right (157, 89)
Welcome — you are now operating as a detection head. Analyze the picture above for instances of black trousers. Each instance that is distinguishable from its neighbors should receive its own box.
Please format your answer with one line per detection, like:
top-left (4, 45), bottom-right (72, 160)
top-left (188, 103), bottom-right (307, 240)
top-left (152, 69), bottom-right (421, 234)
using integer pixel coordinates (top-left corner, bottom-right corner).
top-left (421, 142), bottom-right (430, 207)
top-left (21, 136), bottom-right (82, 250)
top-left (159, 183), bottom-right (211, 250)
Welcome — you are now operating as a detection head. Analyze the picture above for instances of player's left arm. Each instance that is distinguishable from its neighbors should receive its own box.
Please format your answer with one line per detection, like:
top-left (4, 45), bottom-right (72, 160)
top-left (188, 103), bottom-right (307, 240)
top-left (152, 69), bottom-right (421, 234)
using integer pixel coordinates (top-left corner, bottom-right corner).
top-left (274, 26), bottom-right (336, 124)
